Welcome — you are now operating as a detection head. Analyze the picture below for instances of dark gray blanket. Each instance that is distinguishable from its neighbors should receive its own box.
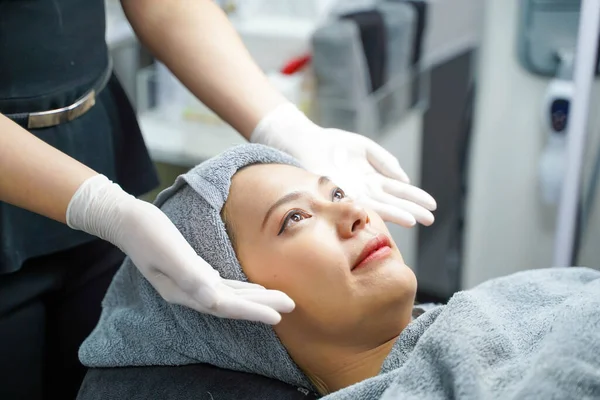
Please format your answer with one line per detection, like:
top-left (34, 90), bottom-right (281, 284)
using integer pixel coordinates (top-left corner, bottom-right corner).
top-left (77, 363), bottom-right (318, 400)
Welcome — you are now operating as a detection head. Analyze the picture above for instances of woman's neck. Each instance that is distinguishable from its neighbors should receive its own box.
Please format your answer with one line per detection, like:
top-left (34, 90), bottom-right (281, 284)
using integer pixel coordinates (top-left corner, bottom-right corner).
top-left (275, 299), bottom-right (415, 395)
top-left (300, 335), bottom-right (399, 394)
top-left (280, 308), bottom-right (413, 395)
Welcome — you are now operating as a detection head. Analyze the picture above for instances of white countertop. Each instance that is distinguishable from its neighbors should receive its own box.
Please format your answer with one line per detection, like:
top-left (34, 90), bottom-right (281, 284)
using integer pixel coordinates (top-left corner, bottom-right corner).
top-left (137, 110), bottom-right (246, 166)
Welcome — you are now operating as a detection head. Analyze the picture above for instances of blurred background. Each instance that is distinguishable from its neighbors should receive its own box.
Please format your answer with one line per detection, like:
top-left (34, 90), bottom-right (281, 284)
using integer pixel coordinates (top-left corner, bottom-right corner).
top-left (106, 0), bottom-right (600, 303)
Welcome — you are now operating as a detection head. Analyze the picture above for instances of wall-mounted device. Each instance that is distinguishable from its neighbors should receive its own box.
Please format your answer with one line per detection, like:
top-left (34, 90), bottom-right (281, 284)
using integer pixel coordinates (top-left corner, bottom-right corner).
top-left (516, 0), bottom-right (600, 77)
top-left (517, 0), bottom-right (600, 267)
top-left (538, 71), bottom-right (574, 205)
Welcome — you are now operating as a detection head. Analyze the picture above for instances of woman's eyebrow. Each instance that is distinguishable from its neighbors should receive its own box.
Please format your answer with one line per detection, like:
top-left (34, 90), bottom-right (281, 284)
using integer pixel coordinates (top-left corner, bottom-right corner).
top-left (261, 176), bottom-right (332, 230)
top-left (318, 176), bottom-right (332, 186)
top-left (262, 191), bottom-right (305, 229)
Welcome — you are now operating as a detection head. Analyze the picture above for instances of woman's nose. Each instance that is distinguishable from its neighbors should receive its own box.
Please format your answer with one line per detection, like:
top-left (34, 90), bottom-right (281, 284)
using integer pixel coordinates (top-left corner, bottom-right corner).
top-left (335, 202), bottom-right (369, 238)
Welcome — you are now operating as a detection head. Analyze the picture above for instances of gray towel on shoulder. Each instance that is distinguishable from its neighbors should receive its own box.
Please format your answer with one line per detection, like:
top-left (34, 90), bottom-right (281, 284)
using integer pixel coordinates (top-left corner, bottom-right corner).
top-left (323, 267), bottom-right (600, 400)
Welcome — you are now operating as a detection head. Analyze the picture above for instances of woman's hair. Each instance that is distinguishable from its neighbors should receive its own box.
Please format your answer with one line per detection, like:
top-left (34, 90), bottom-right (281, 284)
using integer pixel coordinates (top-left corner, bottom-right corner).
top-left (220, 163), bottom-right (258, 251)
top-left (221, 206), bottom-right (236, 250)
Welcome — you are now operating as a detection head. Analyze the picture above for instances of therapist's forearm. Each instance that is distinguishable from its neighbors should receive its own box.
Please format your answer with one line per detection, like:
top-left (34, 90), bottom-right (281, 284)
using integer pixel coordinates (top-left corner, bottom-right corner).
top-left (122, 0), bottom-right (288, 139)
top-left (0, 114), bottom-right (97, 223)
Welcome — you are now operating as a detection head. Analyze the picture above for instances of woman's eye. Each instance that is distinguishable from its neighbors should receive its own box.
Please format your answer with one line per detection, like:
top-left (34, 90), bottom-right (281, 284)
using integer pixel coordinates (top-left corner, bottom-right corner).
top-left (332, 187), bottom-right (345, 201)
top-left (278, 211), bottom-right (309, 235)
top-left (289, 212), bottom-right (303, 223)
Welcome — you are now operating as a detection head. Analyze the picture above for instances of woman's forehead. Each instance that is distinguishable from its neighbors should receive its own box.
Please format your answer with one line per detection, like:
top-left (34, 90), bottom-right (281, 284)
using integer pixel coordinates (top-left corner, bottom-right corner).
top-left (227, 164), bottom-right (315, 215)
top-left (232, 164), bottom-right (313, 193)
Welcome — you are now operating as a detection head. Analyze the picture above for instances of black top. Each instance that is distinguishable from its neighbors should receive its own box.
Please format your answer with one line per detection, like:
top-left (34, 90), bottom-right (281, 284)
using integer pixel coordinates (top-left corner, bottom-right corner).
top-left (0, 0), bottom-right (160, 273)
top-left (0, 0), bottom-right (108, 100)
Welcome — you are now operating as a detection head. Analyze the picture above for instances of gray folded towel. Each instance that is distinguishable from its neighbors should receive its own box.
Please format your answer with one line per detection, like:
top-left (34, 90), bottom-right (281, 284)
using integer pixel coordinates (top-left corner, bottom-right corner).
top-left (79, 144), bottom-right (312, 390)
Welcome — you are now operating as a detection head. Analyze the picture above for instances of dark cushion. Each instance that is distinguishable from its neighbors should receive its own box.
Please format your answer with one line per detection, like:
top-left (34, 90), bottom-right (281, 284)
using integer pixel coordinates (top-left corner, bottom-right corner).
top-left (77, 363), bottom-right (319, 400)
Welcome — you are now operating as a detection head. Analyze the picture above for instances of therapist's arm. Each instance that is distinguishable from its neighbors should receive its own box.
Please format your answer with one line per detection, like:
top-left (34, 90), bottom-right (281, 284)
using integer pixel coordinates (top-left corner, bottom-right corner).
top-left (0, 113), bottom-right (97, 223)
top-left (0, 113), bottom-right (294, 323)
top-left (121, 0), bottom-right (288, 139)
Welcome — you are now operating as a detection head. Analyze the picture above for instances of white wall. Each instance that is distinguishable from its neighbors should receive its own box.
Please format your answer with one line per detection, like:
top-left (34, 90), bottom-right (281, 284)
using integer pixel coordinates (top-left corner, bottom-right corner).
top-left (422, 0), bottom-right (485, 68)
top-left (575, 88), bottom-right (600, 266)
top-left (462, 0), bottom-right (600, 289)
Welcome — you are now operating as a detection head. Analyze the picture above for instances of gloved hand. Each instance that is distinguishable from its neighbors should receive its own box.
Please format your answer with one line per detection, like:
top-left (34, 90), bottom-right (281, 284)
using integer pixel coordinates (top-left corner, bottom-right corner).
top-left (251, 103), bottom-right (437, 227)
top-left (66, 174), bottom-right (294, 324)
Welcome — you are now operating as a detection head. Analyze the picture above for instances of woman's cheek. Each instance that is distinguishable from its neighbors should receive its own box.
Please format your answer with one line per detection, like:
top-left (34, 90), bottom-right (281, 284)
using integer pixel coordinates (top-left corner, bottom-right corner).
top-left (246, 249), bottom-right (301, 289)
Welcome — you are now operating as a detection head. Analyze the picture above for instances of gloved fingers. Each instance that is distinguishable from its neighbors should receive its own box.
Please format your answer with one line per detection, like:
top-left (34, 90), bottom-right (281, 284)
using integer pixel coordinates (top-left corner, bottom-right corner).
top-left (364, 140), bottom-right (410, 183)
top-left (147, 272), bottom-right (214, 314)
top-left (226, 285), bottom-right (296, 313)
top-left (211, 294), bottom-right (284, 325)
top-left (221, 279), bottom-right (266, 290)
top-left (172, 269), bottom-right (221, 309)
top-left (358, 197), bottom-right (417, 227)
top-left (371, 190), bottom-right (435, 226)
top-left (381, 177), bottom-right (437, 211)
top-left (143, 255), bottom-right (223, 309)
top-left (151, 276), bottom-right (286, 325)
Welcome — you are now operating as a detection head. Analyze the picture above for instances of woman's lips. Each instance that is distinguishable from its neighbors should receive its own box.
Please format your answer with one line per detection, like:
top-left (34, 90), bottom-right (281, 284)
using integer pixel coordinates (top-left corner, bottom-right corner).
top-left (352, 234), bottom-right (393, 271)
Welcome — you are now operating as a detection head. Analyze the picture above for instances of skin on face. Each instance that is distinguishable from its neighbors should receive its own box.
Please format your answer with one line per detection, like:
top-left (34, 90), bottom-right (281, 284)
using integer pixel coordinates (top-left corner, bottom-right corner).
top-left (223, 164), bottom-right (417, 348)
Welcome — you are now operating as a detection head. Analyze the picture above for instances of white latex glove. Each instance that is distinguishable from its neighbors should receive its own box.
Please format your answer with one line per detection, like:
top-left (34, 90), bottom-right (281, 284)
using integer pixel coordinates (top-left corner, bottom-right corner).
top-left (66, 174), bottom-right (294, 324)
top-left (251, 103), bottom-right (437, 227)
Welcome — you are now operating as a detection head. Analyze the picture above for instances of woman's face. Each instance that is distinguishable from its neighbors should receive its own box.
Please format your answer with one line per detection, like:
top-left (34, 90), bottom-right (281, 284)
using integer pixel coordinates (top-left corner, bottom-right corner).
top-left (223, 164), bottom-right (416, 343)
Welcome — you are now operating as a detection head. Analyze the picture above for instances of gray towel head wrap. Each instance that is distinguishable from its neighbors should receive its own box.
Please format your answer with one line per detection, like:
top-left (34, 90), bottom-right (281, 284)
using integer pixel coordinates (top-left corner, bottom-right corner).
top-left (79, 143), bottom-right (314, 390)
